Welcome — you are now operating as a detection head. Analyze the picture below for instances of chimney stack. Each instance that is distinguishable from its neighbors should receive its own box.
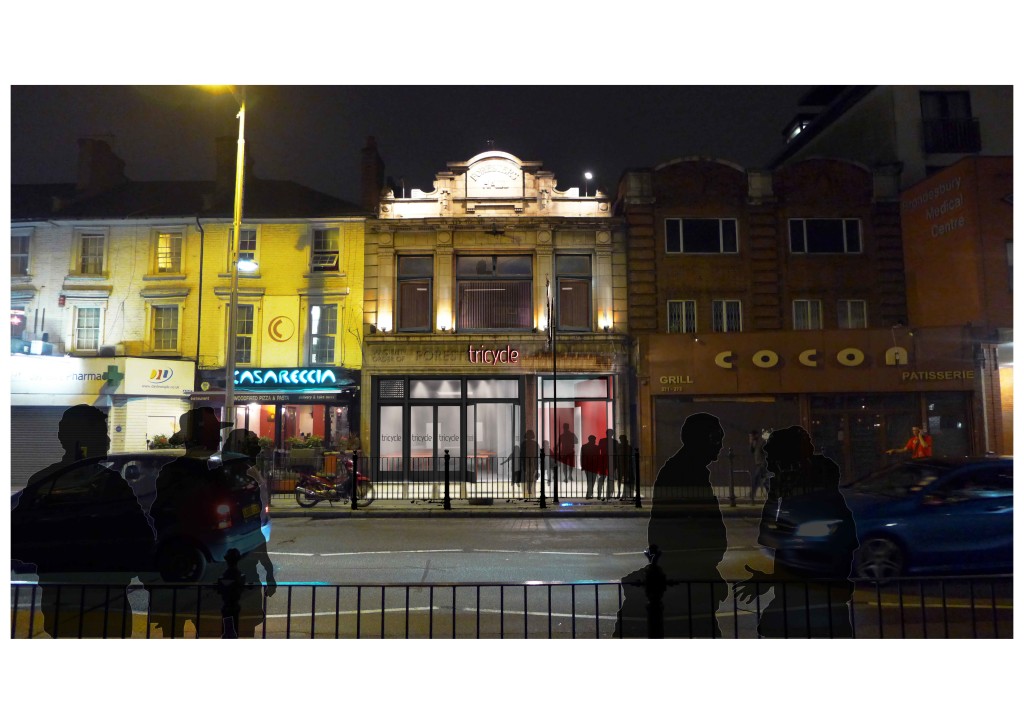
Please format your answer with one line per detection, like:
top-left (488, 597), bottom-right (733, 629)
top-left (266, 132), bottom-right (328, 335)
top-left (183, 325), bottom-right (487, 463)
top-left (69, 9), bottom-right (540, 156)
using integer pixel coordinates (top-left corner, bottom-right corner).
top-left (76, 137), bottom-right (127, 196)
top-left (361, 136), bottom-right (386, 213)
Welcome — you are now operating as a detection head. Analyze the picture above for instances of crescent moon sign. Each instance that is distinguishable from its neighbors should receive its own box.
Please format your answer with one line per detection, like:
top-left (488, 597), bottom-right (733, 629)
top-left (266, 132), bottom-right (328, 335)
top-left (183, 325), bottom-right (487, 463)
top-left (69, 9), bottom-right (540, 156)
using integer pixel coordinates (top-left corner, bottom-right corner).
top-left (269, 316), bottom-right (295, 342)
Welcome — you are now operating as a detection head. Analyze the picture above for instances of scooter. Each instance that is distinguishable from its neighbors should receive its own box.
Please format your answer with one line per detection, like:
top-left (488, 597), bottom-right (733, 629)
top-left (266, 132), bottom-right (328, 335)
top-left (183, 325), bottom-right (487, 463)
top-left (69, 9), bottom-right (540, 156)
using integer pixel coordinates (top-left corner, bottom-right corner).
top-left (294, 456), bottom-right (375, 508)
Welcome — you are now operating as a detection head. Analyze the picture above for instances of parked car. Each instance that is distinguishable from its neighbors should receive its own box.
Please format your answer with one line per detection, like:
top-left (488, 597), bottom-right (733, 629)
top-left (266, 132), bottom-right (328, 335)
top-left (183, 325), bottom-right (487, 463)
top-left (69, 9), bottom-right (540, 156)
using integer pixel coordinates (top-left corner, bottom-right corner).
top-left (761, 457), bottom-right (1013, 582)
top-left (11, 451), bottom-right (272, 582)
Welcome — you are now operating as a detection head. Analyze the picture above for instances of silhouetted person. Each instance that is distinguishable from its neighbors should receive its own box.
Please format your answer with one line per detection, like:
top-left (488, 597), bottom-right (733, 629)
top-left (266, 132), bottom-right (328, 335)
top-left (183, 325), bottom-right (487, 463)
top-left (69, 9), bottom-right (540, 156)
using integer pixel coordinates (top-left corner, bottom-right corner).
top-left (11, 404), bottom-right (155, 638)
top-left (617, 434), bottom-right (633, 500)
top-left (616, 413), bottom-right (728, 637)
top-left (581, 435), bottom-right (600, 498)
top-left (597, 429), bottom-right (615, 500)
top-left (147, 406), bottom-right (232, 637)
top-left (521, 430), bottom-right (539, 498)
top-left (749, 428), bottom-right (770, 502)
top-left (542, 438), bottom-right (557, 488)
top-left (502, 442), bottom-right (522, 490)
top-left (735, 426), bottom-right (859, 638)
top-left (223, 429), bottom-right (277, 638)
top-left (558, 423), bottom-right (578, 485)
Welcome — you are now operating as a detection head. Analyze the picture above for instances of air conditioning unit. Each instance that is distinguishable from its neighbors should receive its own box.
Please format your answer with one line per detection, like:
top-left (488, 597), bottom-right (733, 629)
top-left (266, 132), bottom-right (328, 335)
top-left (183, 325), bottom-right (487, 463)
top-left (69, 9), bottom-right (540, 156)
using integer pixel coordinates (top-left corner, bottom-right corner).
top-left (30, 340), bottom-right (54, 356)
top-left (99, 345), bottom-right (116, 357)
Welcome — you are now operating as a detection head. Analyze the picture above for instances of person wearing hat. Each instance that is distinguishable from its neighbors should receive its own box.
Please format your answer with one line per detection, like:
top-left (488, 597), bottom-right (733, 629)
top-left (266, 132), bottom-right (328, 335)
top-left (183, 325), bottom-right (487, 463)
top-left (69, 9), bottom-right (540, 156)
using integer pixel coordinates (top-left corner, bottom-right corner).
top-left (168, 406), bottom-right (233, 456)
top-left (149, 407), bottom-right (232, 637)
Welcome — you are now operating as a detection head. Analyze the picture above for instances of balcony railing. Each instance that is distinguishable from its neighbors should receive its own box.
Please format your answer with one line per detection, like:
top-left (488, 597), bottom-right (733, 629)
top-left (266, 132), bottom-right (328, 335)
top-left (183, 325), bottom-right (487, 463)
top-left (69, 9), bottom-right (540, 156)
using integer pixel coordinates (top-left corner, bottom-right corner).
top-left (922, 117), bottom-right (981, 153)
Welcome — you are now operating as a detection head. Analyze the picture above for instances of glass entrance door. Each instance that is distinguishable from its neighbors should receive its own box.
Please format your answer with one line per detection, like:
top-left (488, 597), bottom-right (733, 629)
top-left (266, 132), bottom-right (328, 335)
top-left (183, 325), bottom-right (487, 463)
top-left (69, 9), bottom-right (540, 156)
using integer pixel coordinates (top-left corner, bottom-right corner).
top-left (409, 404), bottom-right (462, 480)
top-left (467, 402), bottom-right (520, 486)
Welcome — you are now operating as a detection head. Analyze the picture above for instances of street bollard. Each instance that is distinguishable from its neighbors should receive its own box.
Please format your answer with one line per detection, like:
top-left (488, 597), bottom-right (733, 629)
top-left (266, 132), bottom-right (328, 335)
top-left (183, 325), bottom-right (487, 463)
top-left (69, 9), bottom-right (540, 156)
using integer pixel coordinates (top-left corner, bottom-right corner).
top-left (633, 447), bottom-right (642, 509)
top-left (538, 447), bottom-right (547, 509)
top-left (727, 447), bottom-right (736, 507)
top-left (351, 450), bottom-right (359, 511)
top-left (443, 450), bottom-right (451, 510)
top-left (218, 548), bottom-right (245, 639)
top-left (644, 545), bottom-right (666, 639)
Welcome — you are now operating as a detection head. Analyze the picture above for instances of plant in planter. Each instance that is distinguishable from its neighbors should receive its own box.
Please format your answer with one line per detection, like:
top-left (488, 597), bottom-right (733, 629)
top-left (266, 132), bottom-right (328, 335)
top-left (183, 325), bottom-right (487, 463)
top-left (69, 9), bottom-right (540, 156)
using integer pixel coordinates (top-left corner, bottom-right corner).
top-left (149, 434), bottom-right (180, 450)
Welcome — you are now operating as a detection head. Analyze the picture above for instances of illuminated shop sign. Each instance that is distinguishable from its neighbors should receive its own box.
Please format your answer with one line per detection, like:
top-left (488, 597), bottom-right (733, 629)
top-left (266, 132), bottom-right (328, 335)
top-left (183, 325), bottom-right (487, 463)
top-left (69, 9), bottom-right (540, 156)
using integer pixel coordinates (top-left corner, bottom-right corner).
top-left (235, 368), bottom-right (344, 387)
top-left (467, 344), bottom-right (520, 365)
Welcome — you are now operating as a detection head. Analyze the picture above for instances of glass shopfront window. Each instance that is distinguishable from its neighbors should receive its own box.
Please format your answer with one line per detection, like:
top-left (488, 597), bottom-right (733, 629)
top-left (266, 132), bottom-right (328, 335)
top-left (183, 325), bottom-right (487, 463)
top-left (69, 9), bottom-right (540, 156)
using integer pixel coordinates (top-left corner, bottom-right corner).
top-left (374, 376), bottom-right (523, 482)
top-left (538, 377), bottom-right (614, 487)
top-left (410, 379), bottom-right (462, 398)
top-left (809, 392), bottom-right (971, 482)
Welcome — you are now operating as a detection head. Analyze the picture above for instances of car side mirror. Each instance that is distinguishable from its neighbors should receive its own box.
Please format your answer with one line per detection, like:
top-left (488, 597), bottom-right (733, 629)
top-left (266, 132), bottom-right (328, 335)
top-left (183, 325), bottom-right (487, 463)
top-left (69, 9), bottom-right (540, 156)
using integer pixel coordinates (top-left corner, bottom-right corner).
top-left (124, 464), bottom-right (141, 481)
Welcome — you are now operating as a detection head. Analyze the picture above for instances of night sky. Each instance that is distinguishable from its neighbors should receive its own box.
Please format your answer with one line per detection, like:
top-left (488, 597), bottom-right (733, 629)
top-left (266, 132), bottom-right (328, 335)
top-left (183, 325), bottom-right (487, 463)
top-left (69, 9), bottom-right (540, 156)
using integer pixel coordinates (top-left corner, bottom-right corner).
top-left (11, 85), bottom-right (811, 204)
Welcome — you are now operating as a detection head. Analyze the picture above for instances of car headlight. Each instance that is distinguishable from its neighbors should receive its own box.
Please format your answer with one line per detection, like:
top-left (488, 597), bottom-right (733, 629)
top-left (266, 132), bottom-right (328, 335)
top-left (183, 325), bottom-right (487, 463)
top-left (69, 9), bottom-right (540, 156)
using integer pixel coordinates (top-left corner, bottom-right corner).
top-left (794, 519), bottom-right (843, 537)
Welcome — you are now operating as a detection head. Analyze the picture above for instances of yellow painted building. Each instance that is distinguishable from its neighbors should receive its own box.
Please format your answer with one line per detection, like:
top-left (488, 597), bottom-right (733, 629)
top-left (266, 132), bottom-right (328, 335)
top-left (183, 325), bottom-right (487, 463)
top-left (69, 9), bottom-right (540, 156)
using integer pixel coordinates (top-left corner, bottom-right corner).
top-left (191, 215), bottom-right (368, 449)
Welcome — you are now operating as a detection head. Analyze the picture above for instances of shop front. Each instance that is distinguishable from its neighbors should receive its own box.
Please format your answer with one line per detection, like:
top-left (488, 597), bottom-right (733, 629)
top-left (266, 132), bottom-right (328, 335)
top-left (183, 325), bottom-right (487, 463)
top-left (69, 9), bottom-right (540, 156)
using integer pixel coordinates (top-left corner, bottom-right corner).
top-left (639, 327), bottom-right (981, 485)
top-left (363, 335), bottom-right (629, 494)
top-left (9, 355), bottom-right (195, 488)
top-left (192, 366), bottom-right (360, 452)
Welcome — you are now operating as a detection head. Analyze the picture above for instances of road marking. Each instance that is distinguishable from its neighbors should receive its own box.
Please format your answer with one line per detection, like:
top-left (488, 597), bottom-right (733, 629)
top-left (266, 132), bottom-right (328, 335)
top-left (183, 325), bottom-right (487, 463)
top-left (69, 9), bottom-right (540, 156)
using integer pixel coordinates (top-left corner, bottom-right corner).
top-left (475, 549), bottom-right (521, 554)
top-left (268, 552), bottom-right (316, 557)
top-left (319, 549), bottom-right (464, 556)
top-left (535, 551), bottom-right (600, 556)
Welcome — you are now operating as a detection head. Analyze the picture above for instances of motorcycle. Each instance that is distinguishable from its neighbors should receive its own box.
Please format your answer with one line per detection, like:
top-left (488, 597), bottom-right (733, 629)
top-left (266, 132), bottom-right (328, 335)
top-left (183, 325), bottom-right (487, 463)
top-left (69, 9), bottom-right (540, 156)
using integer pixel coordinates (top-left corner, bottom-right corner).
top-left (294, 455), bottom-right (375, 508)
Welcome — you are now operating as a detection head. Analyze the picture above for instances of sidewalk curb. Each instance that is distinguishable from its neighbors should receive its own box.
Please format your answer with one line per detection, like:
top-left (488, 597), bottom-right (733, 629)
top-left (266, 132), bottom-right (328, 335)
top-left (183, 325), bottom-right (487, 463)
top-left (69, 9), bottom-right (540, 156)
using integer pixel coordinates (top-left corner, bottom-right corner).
top-left (267, 504), bottom-right (765, 520)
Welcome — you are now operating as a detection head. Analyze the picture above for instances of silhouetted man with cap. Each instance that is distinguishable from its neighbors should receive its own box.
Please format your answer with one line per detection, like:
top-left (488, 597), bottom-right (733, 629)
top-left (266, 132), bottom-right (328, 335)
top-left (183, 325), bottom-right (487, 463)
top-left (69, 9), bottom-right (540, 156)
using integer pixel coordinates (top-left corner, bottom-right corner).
top-left (616, 412), bottom-right (728, 637)
top-left (12, 404), bottom-right (154, 638)
top-left (148, 406), bottom-right (232, 637)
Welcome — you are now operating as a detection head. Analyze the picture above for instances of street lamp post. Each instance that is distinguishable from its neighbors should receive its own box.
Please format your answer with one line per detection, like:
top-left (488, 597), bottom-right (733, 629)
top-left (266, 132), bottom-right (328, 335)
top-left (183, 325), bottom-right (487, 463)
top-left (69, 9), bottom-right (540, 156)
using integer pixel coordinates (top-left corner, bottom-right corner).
top-left (584, 171), bottom-right (593, 197)
top-left (224, 89), bottom-right (247, 432)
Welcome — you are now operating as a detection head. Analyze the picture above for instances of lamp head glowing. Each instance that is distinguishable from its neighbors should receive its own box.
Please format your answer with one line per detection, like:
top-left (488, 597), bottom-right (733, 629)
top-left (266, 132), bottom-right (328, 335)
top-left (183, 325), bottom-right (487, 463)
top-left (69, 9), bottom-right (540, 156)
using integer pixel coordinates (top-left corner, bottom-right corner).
top-left (237, 259), bottom-right (258, 273)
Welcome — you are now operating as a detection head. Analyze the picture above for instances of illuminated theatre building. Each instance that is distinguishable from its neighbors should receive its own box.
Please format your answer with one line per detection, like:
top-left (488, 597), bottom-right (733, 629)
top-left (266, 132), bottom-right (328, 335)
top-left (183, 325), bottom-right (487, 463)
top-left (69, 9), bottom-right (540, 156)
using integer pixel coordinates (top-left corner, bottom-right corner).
top-left (617, 157), bottom-right (1000, 486)
top-left (361, 150), bottom-right (630, 490)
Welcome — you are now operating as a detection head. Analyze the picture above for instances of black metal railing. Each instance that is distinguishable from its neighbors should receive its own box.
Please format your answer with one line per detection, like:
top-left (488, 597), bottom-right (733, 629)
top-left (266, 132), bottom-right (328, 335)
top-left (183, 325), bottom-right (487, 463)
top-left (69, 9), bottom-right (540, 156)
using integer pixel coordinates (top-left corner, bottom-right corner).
top-left (11, 575), bottom-right (1011, 639)
top-left (921, 117), bottom-right (981, 153)
top-left (265, 448), bottom-right (765, 507)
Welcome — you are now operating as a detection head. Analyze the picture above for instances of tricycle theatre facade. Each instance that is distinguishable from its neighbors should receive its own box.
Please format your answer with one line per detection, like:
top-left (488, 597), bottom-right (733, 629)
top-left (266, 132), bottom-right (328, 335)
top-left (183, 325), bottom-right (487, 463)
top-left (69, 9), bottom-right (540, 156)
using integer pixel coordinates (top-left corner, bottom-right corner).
top-left (361, 150), bottom-right (631, 493)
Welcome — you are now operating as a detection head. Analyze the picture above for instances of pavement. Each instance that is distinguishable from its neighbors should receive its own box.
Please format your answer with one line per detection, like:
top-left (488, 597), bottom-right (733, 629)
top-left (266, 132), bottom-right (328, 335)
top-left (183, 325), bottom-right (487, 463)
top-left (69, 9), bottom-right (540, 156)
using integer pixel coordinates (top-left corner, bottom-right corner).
top-left (268, 492), bottom-right (768, 519)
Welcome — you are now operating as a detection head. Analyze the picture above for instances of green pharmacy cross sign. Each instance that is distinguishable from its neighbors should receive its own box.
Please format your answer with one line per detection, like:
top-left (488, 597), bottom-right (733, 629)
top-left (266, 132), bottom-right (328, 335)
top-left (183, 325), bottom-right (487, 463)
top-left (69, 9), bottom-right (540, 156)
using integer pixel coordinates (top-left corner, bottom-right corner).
top-left (105, 365), bottom-right (125, 388)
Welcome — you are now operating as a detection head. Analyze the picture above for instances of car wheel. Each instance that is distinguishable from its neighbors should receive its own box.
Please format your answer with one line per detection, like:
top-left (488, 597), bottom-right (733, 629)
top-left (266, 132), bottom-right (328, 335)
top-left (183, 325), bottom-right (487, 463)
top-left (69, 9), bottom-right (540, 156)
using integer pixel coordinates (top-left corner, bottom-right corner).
top-left (854, 537), bottom-right (904, 583)
top-left (158, 541), bottom-right (207, 582)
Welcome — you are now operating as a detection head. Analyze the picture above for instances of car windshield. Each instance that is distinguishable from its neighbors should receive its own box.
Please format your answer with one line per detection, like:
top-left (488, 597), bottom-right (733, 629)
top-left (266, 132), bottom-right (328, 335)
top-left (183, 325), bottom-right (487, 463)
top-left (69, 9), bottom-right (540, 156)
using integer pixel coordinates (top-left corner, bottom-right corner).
top-left (846, 463), bottom-right (944, 497)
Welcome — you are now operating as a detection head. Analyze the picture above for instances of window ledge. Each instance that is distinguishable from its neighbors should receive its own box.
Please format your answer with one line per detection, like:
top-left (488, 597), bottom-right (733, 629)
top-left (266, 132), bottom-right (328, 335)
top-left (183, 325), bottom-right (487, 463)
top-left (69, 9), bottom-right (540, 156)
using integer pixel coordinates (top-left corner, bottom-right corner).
top-left (143, 274), bottom-right (188, 281)
top-left (304, 271), bottom-right (346, 278)
top-left (217, 272), bottom-right (262, 280)
top-left (65, 274), bottom-right (109, 283)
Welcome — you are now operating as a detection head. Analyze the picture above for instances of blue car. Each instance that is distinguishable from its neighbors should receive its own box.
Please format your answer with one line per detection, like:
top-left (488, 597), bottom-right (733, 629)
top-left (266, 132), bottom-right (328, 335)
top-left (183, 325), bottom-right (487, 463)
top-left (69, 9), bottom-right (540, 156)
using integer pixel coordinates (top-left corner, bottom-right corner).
top-left (762, 458), bottom-right (1013, 582)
